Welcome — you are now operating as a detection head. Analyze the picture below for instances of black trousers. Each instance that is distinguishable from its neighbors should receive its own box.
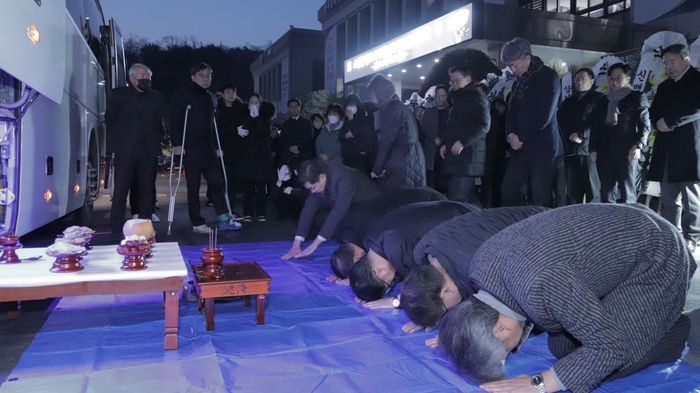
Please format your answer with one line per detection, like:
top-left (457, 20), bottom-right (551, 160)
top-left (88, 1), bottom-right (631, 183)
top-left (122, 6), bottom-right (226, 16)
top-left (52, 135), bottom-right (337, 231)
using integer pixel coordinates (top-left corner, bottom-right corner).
top-left (565, 155), bottom-right (600, 204)
top-left (343, 152), bottom-right (371, 177)
top-left (129, 158), bottom-right (158, 216)
top-left (241, 180), bottom-right (267, 217)
top-left (185, 163), bottom-right (228, 226)
top-left (501, 153), bottom-right (558, 207)
top-left (110, 153), bottom-right (157, 233)
top-left (598, 157), bottom-right (637, 203)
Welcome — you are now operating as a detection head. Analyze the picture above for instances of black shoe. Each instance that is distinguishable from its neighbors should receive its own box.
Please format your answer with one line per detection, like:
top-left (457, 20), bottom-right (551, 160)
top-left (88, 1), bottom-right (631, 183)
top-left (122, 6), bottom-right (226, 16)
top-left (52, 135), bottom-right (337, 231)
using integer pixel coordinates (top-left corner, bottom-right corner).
top-left (154, 202), bottom-right (160, 210)
top-left (205, 201), bottom-right (214, 207)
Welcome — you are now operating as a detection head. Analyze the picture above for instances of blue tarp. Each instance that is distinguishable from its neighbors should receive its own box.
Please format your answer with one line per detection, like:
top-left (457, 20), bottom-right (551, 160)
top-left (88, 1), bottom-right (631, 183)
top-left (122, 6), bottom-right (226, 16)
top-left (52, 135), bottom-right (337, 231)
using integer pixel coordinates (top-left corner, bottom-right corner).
top-left (1, 241), bottom-right (699, 392)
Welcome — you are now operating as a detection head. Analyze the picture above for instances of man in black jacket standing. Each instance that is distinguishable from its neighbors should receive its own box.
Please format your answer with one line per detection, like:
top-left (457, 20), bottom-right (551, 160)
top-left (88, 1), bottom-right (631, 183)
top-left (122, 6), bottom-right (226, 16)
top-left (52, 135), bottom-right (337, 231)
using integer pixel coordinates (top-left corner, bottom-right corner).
top-left (557, 68), bottom-right (603, 204)
top-left (216, 83), bottom-right (246, 220)
top-left (280, 98), bottom-right (314, 164)
top-left (106, 63), bottom-right (164, 236)
top-left (170, 63), bottom-right (241, 233)
top-left (440, 65), bottom-right (490, 202)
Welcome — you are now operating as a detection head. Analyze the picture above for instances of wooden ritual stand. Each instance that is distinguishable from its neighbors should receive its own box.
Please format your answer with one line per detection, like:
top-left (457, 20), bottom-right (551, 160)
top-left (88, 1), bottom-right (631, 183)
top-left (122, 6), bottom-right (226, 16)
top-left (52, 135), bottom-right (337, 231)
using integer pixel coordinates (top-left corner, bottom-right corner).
top-left (193, 262), bottom-right (271, 331)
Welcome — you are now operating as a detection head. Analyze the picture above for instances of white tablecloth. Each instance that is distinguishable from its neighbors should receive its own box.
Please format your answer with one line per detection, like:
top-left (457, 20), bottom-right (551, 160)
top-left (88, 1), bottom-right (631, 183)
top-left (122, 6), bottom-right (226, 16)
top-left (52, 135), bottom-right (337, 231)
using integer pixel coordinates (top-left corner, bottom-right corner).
top-left (0, 242), bottom-right (188, 288)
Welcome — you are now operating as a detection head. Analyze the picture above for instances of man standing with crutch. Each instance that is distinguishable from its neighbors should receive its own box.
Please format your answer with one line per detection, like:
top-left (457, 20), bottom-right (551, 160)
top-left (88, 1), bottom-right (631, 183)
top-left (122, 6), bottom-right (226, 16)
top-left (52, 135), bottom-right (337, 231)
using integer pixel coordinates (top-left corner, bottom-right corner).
top-left (170, 62), bottom-right (241, 233)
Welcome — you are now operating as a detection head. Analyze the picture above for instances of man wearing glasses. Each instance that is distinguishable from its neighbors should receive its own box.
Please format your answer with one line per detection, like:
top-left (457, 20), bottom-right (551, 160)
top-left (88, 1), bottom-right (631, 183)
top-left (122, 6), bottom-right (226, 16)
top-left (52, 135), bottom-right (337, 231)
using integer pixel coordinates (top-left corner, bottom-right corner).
top-left (499, 37), bottom-right (565, 207)
top-left (170, 62), bottom-right (242, 233)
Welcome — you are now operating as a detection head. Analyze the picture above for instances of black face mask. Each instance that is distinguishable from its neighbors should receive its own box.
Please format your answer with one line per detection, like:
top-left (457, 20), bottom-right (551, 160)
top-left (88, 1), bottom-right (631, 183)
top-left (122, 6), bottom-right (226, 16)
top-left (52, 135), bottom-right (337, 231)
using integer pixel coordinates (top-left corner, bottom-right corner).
top-left (137, 78), bottom-right (151, 91)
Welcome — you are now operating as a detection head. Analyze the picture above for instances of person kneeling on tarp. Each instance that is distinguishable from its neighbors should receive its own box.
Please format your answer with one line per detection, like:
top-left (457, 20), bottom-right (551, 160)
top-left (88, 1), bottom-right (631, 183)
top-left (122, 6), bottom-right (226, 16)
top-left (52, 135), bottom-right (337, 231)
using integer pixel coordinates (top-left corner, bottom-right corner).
top-left (349, 200), bottom-right (479, 306)
top-left (439, 203), bottom-right (698, 393)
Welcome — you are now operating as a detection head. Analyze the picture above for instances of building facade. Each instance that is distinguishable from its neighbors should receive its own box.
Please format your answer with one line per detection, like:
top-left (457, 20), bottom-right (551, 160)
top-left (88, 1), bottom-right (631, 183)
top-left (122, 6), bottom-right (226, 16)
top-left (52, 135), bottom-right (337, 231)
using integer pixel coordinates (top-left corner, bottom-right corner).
top-left (250, 28), bottom-right (325, 115)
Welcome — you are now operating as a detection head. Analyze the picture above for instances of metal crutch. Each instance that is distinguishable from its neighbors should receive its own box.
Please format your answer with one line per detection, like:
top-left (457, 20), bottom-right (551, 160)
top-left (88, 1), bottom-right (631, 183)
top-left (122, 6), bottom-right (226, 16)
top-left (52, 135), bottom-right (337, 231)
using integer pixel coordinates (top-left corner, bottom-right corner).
top-left (212, 114), bottom-right (233, 217)
top-left (167, 105), bottom-right (190, 235)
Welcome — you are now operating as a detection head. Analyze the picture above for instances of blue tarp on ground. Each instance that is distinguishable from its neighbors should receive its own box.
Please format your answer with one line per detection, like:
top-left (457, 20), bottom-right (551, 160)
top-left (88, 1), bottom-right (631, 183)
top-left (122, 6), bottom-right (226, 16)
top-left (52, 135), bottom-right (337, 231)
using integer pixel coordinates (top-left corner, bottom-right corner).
top-left (1, 241), bottom-right (699, 392)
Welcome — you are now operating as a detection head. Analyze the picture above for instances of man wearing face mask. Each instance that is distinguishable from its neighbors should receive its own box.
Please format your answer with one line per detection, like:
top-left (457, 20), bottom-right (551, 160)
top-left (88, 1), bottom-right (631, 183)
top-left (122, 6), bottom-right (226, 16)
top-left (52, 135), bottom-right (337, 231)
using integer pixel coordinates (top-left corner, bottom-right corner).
top-left (106, 63), bottom-right (165, 238)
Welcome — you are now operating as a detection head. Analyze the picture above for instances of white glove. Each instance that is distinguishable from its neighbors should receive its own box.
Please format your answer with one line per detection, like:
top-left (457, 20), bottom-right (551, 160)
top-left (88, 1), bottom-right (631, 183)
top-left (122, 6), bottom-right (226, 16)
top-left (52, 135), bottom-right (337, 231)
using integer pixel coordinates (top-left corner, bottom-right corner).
top-left (238, 126), bottom-right (249, 137)
top-left (277, 165), bottom-right (291, 181)
top-left (283, 187), bottom-right (293, 195)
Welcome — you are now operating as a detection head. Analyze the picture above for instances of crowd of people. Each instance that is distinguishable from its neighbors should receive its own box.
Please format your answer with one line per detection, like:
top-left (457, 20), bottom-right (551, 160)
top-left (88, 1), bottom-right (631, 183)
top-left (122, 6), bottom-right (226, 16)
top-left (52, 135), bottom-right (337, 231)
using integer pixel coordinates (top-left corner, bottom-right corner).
top-left (105, 36), bottom-right (700, 393)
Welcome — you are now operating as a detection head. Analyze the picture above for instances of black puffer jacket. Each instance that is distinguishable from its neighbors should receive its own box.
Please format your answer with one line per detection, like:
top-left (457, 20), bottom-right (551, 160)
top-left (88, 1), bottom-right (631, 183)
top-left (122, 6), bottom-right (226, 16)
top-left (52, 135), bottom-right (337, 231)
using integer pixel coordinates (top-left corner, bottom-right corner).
top-left (237, 101), bottom-right (276, 182)
top-left (363, 200), bottom-right (480, 281)
top-left (590, 91), bottom-right (651, 160)
top-left (372, 95), bottom-right (426, 190)
top-left (335, 186), bottom-right (447, 245)
top-left (412, 206), bottom-right (548, 298)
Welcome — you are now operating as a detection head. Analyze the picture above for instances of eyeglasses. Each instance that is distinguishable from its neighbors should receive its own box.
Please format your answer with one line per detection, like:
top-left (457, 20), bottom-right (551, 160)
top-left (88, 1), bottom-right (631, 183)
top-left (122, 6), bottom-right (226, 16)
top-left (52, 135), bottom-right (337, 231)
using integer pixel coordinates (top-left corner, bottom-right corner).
top-left (196, 73), bottom-right (212, 79)
top-left (449, 76), bottom-right (467, 85)
top-left (608, 76), bottom-right (626, 82)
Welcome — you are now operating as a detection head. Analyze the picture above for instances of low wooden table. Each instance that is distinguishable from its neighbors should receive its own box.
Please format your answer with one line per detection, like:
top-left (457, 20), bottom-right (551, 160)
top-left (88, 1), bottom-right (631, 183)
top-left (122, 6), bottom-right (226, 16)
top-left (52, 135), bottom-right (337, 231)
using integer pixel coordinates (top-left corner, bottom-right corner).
top-left (0, 242), bottom-right (187, 350)
top-left (193, 262), bottom-right (271, 331)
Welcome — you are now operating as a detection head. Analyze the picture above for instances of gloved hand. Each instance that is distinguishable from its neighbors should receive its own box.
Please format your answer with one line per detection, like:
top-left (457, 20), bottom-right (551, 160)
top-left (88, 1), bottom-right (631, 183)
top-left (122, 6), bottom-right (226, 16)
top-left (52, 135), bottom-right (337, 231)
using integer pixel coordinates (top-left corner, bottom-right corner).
top-left (277, 165), bottom-right (291, 181)
top-left (283, 187), bottom-right (293, 195)
top-left (238, 126), bottom-right (249, 137)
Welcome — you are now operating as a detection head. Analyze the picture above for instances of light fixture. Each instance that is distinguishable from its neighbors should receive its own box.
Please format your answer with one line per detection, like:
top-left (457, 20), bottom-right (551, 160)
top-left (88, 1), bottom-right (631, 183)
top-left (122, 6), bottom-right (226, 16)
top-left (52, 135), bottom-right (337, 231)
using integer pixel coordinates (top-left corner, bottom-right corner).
top-left (434, 58), bottom-right (440, 62)
top-left (401, 69), bottom-right (407, 73)
top-left (44, 190), bottom-right (52, 202)
top-left (27, 25), bottom-right (40, 43)
top-left (74, 185), bottom-right (80, 193)
top-left (420, 76), bottom-right (425, 80)
top-left (387, 74), bottom-right (392, 77)
top-left (417, 64), bottom-right (422, 68)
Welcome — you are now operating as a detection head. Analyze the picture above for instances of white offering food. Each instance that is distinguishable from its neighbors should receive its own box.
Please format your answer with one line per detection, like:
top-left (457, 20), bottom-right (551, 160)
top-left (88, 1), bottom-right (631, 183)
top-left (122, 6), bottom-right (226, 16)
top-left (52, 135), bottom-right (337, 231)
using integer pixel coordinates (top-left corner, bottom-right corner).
top-left (63, 225), bottom-right (95, 238)
top-left (122, 219), bottom-right (154, 238)
top-left (46, 241), bottom-right (86, 256)
top-left (120, 235), bottom-right (147, 245)
top-left (56, 236), bottom-right (87, 245)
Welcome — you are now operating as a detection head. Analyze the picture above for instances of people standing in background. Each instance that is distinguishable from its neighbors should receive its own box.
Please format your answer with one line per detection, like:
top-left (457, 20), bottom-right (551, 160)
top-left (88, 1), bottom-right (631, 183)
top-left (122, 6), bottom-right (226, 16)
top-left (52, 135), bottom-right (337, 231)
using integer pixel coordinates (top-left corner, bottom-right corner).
top-left (316, 103), bottom-right (344, 163)
top-left (421, 85), bottom-right (450, 193)
top-left (309, 112), bottom-right (325, 158)
top-left (558, 68), bottom-right (603, 204)
top-left (589, 62), bottom-right (650, 204)
top-left (499, 38), bottom-right (565, 207)
top-left (339, 94), bottom-right (377, 176)
top-left (216, 83), bottom-right (246, 220)
top-left (280, 98), bottom-right (314, 165)
top-left (366, 73), bottom-right (426, 190)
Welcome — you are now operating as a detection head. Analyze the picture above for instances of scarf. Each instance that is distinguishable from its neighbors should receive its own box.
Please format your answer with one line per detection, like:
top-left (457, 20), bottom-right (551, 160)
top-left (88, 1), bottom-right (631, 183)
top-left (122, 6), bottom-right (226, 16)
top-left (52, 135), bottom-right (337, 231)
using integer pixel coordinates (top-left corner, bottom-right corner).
top-left (605, 86), bottom-right (632, 126)
top-left (508, 55), bottom-right (545, 109)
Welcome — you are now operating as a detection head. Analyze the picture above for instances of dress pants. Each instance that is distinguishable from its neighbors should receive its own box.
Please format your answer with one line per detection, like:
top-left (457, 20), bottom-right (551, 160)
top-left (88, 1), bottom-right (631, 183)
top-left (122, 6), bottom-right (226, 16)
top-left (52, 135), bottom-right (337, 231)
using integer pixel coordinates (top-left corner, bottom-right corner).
top-left (110, 152), bottom-right (157, 234)
top-left (501, 152), bottom-right (558, 207)
top-left (598, 158), bottom-right (637, 203)
top-left (565, 155), bottom-right (600, 204)
top-left (185, 164), bottom-right (228, 226)
top-left (447, 176), bottom-right (476, 202)
top-left (660, 180), bottom-right (700, 244)
top-left (241, 181), bottom-right (267, 217)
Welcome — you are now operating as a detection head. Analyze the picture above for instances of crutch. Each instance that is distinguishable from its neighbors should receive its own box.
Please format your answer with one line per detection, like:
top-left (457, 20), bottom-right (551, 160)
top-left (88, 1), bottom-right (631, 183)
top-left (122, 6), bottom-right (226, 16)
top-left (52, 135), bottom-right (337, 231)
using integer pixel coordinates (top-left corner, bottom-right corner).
top-left (212, 114), bottom-right (233, 217)
top-left (167, 105), bottom-right (190, 235)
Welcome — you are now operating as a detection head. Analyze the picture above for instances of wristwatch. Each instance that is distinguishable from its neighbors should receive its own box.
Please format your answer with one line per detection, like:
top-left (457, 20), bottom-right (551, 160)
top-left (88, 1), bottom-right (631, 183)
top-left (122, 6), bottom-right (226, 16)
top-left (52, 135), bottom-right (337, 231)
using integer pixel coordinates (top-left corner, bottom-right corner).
top-left (392, 295), bottom-right (401, 308)
top-left (531, 374), bottom-right (546, 393)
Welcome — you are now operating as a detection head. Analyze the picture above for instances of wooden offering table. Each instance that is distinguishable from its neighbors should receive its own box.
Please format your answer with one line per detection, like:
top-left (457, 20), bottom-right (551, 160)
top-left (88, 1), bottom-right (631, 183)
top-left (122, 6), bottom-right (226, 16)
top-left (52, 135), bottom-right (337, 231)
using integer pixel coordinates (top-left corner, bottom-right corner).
top-left (0, 242), bottom-right (188, 350)
top-left (193, 262), bottom-right (271, 331)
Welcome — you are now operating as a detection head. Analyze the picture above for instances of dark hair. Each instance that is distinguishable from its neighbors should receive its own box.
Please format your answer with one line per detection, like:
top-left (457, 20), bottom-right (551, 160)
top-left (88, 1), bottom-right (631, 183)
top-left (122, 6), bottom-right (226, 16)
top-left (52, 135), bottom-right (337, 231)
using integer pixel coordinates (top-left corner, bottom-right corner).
top-left (366, 74), bottom-right (395, 102)
top-left (607, 62), bottom-right (631, 77)
top-left (439, 297), bottom-right (508, 384)
top-left (190, 62), bottom-right (212, 76)
top-left (287, 98), bottom-right (301, 107)
top-left (575, 68), bottom-right (595, 81)
top-left (349, 254), bottom-right (387, 301)
top-left (492, 98), bottom-right (507, 108)
top-left (400, 265), bottom-right (448, 327)
top-left (448, 65), bottom-right (472, 78)
top-left (331, 242), bottom-right (359, 279)
top-left (325, 102), bottom-right (344, 117)
top-left (248, 92), bottom-right (261, 102)
top-left (219, 83), bottom-right (236, 93)
top-left (414, 105), bottom-right (426, 114)
top-left (298, 159), bottom-right (328, 184)
top-left (661, 43), bottom-right (690, 59)
top-left (310, 112), bottom-right (325, 124)
top-left (344, 94), bottom-right (367, 116)
top-left (435, 84), bottom-right (449, 96)
top-left (500, 37), bottom-right (531, 63)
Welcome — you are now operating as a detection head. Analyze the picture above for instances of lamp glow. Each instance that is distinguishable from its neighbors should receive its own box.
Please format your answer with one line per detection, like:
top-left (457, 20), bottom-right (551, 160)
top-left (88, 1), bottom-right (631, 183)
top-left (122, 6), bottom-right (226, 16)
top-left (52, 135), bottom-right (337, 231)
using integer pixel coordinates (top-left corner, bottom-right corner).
top-left (27, 25), bottom-right (40, 43)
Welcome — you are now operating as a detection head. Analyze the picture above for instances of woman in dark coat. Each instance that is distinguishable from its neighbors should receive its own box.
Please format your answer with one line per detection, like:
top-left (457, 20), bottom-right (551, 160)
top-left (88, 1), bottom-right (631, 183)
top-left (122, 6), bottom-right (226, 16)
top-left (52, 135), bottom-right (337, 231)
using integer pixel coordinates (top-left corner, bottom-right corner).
top-left (338, 94), bottom-right (377, 176)
top-left (590, 63), bottom-right (650, 204)
top-left (238, 93), bottom-right (276, 220)
top-left (366, 74), bottom-right (426, 191)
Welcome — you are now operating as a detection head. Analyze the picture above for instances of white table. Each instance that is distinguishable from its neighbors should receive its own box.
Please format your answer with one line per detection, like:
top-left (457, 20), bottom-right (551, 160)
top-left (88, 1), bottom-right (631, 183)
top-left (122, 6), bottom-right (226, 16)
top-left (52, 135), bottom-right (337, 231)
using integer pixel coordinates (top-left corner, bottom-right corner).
top-left (0, 242), bottom-right (188, 350)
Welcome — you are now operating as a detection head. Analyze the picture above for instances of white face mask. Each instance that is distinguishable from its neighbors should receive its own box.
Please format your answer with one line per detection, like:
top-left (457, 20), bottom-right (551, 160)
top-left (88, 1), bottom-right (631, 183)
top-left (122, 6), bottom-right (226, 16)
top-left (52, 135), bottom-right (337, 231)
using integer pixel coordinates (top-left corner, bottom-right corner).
top-left (327, 115), bottom-right (339, 125)
top-left (249, 104), bottom-right (259, 118)
top-left (347, 105), bottom-right (357, 114)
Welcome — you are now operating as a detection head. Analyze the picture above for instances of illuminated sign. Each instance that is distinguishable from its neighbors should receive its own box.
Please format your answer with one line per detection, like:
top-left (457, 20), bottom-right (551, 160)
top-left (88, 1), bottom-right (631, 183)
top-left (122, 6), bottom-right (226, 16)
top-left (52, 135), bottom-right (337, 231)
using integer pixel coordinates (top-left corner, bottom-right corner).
top-left (344, 3), bottom-right (473, 83)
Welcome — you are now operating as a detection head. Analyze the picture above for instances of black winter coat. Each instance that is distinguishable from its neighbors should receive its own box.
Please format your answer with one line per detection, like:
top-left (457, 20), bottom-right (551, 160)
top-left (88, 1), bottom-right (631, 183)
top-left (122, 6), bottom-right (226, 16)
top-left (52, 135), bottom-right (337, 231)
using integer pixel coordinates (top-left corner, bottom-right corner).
top-left (590, 91), bottom-right (651, 161)
top-left (412, 206), bottom-right (547, 298)
top-left (217, 97), bottom-right (246, 165)
top-left (335, 186), bottom-right (447, 245)
top-left (280, 116), bottom-right (315, 162)
top-left (170, 82), bottom-right (218, 169)
top-left (237, 101), bottom-right (276, 182)
top-left (557, 90), bottom-right (604, 156)
top-left (364, 200), bottom-right (479, 281)
top-left (105, 86), bottom-right (164, 156)
top-left (648, 66), bottom-right (700, 182)
top-left (373, 95), bottom-right (426, 190)
top-left (339, 112), bottom-right (378, 158)
top-left (442, 83), bottom-right (490, 177)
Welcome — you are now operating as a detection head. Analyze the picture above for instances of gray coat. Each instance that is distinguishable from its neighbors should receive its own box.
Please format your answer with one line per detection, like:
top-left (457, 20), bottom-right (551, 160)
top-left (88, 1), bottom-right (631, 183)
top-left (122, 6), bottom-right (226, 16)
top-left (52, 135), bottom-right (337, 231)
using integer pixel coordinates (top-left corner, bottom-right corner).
top-left (469, 203), bottom-right (696, 393)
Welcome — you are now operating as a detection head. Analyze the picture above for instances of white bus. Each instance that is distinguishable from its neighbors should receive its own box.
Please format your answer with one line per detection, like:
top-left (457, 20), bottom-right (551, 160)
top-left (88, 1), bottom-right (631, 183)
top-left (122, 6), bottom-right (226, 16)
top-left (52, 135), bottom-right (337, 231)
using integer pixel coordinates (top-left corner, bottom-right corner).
top-left (0, 0), bottom-right (126, 236)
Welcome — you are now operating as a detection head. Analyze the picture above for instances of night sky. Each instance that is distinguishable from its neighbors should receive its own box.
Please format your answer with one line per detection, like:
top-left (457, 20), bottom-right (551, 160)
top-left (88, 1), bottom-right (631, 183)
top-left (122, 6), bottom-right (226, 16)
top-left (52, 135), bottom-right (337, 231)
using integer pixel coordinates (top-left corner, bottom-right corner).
top-left (99, 0), bottom-right (323, 48)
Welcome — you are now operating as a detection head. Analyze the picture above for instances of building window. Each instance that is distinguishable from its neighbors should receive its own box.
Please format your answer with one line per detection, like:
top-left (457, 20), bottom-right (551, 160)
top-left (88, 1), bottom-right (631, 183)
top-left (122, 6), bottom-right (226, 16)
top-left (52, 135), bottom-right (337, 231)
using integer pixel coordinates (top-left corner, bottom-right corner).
top-left (519, 0), bottom-right (629, 17)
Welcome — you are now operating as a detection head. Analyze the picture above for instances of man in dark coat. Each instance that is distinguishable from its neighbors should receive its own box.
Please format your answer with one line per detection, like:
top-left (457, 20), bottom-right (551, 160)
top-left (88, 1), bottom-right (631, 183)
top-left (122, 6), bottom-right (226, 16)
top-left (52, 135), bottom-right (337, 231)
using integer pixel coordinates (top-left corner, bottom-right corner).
top-left (400, 206), bottom-right (547, 332)
top-left (366, 74), bottom-right (426, 191)
top-left (500, 38), bottom-right (565, 207)
top-left (329, 187), bottom-right (447, 281)
top-left (282, 160), bottom-right (382, 260)
top-left (170, 62), bottom-right (241, 233)
top-left (349, 200), bottom-right (479, 303)
top-left (440, 66), bottom-right (490, 202)
top-left (439, 204), bottom-right (696, 393)
top-left (648, 43), bottom-right (700, 252)
top-left (216, 83), bottom-right (246, 220)
top-left (280, 98), bottom-right (314, 164)
top-left (557, 68), bottom-right (603, 204)
top-left (106, 63), bottom-right (164, 235)
top-left (420, 85), bottom-right (450, 192)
